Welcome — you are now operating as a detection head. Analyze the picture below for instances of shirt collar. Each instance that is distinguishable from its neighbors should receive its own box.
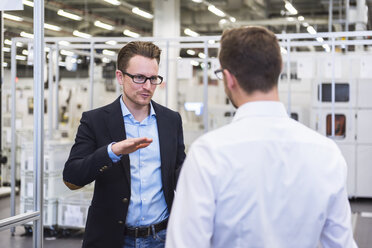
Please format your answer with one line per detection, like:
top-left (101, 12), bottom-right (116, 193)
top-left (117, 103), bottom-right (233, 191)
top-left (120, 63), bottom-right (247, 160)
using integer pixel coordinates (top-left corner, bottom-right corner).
top-left (232, 101), bottom-right (288, 123)
top-left (119, 95), bottom-right (156, 118)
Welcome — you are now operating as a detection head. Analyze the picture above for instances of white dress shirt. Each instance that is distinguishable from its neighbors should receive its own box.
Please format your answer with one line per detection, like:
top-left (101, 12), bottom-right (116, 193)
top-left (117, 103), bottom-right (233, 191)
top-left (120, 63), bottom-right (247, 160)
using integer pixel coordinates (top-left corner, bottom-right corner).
top-left (166, 101), bottom-right (357, 248)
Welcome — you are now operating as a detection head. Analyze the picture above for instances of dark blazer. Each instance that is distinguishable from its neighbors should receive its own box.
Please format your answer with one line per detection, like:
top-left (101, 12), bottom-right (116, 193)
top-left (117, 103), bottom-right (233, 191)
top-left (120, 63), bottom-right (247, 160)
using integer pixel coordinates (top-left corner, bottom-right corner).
top-left (63, 96), bottom-right (186, 248)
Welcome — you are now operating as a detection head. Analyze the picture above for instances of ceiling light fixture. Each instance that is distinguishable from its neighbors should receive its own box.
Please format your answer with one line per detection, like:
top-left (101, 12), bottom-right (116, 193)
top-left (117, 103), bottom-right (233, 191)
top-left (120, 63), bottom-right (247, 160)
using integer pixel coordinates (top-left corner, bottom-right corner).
top-left (45, 23), bottom-right (61, 31)
top-left (22, 49), bottom-right (29, 55)
top-left (102, 49), bottom-right (116, 56)
top-left (186, 49), bottom-right (196, 56)
top-left (58, 41), bottom-right (71, 46)
top-left (208, 5), bottom-right (226, 17)
top-left (219, 19), bottom-right (227, 26)
top-left (105, 40), bottom-right (117, 46)
top-left (322, 44), bottom-right (331, 52)
top-left (57, 10), bottom-right (82, 21)
top-left (23, 0), bottom-right (34, 7)
top-left (73, 30), bottom-right (92, 39)
top-left (3, 47), bottom-right (11, 52)
top-left (3, 62), bottom-right (8, 67)
top-left (284, 1), bottom-right (298, 15)
top-left (229, 17), bottom-right (236, 23)
top-left (20, 31), bottom-right (34, 39)
top-left (191, 0), bottom-right (203, 3)
top-left (198, 52), bottom-right (206, 59)
top-left (102, 57), bottom-right (111, 63)
top-left (4, 39), bottom-right (12, 46)
top-left (316, 37), bottom-right (324, 42)
top-left (190, 60), bottom-right (199, 66)
top-left (184, 28), bottom-right (199, 37)
top-left (60, 50), bottom-right (75, 56)
top-left (94, 21), bottom-right (114, 31)
top-left (103, 0), bottom-right (121, 6)
top-left (298, 16), bottom-right (305, 21)
top-left (306, 26), bottom-right (317, 35)
top-left (3, 13), bottom-right (23, 22)
top-left (132, 7), bottom-right (153, 19)
top-left (123, 29), bottom-right (140, 38)
top-left (16, 55), bottom-right (27, 61)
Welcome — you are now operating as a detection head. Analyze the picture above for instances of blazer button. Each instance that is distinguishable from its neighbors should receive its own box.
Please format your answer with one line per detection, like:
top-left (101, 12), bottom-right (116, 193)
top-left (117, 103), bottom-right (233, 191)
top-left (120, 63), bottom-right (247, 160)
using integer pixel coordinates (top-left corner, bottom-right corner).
top-left (122, 198), bottom-right (128, 203)
top-left (99, 168), bottom-right (103, 172)
top-left (118, 220), bottom-right (124, 224)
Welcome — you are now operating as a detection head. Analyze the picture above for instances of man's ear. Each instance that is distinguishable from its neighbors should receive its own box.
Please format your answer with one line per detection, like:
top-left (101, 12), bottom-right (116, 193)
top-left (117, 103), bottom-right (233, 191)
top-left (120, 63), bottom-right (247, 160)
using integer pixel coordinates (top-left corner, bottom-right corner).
top-left (224, 69), bottom-right (238, 90)
top-left (116, 70), bottom-right (124, 85)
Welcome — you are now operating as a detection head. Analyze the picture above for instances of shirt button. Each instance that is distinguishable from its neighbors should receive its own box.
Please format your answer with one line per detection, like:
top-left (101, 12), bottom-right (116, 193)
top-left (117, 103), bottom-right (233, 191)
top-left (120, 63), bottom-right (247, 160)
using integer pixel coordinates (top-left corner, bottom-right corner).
top-left (122, 198), bottom-right (128, 203)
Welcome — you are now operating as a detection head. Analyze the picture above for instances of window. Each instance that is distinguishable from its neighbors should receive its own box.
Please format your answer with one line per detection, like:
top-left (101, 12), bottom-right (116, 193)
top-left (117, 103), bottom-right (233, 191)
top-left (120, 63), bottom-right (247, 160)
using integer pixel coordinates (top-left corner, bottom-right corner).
top-left (317, 83), bottom-right (349, 102)
top-left (326, 114), bottom-right (346, 138)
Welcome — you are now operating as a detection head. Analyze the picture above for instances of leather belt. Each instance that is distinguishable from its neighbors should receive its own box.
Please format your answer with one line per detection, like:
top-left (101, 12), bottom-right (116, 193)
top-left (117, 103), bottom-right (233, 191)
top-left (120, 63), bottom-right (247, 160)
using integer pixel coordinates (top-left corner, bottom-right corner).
top-left (124, 218), bottom-right (168, 238)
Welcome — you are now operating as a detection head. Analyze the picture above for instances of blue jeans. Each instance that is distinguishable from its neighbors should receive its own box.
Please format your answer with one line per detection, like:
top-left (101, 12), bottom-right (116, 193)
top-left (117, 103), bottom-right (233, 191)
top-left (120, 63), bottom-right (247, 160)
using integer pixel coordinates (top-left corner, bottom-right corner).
top-left (123, 229), bottom-right (166, 248)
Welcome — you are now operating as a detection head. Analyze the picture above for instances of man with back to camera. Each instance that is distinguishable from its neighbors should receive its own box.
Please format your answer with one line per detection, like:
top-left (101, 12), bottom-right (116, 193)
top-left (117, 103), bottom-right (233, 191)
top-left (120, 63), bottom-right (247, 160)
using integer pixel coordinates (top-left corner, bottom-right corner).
top-left (63, 41), bottom-right (186, 248)
top-left (166, 26), bottom-right (357, 248)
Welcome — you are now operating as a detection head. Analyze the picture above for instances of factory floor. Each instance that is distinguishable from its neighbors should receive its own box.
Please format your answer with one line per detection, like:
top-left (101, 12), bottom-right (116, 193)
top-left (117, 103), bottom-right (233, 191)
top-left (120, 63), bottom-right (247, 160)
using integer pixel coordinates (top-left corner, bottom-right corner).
top-left (1, 195), bottom-right (372, 248)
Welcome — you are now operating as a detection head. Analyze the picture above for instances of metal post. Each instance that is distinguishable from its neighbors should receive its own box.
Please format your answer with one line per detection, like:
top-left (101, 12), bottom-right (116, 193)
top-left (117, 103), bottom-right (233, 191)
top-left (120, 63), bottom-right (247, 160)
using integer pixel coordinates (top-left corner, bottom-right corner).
top-left (331, 37), bottom-right (336, 138)
top-left (0, 11), bottom-right (3, 163)
top-left (10, 40), bottom-right (16, 236)
top-left (165, 41), bottom-right (169, 107)
top-left (345, 0), bottom-right (349, 32)
top-left (33, 0), bottom-right (45, 247)
top-left (286, 38), bottom-right (291, 116)
top-left (329, 0), bottom-right (333, 32)
top-left (345, 0), bottom-right (350, 52)
top-left (89, 42), bottom-right (94, 110)
top-left (54, 43), bottom-right (59, 130)
top-left (203, 40), bottom-right (208, 133)
top-left (48, 49), bottom-right (53, 140)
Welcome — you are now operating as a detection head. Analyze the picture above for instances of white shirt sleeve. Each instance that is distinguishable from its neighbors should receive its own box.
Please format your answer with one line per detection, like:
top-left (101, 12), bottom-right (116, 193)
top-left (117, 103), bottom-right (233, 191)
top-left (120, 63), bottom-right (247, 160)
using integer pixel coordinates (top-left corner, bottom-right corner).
top-left (166, 143), bottom-right (216, 248)
top-left (320, 156), bottom-right (358, 248)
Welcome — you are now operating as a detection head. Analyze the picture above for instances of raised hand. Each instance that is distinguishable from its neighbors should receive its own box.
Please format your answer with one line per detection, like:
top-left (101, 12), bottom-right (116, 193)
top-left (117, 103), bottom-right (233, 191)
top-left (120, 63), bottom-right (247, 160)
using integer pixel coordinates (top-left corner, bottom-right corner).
top-left (111, 137), bottom-right (153, 156)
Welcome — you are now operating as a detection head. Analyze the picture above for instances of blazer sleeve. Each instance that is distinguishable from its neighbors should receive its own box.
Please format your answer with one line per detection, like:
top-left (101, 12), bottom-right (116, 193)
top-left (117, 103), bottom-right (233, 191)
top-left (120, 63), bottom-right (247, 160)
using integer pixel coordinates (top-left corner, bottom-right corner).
top-left (63, 111), bottom-right (113, 190)
top-left (175, 112), bottom-right (186, 183)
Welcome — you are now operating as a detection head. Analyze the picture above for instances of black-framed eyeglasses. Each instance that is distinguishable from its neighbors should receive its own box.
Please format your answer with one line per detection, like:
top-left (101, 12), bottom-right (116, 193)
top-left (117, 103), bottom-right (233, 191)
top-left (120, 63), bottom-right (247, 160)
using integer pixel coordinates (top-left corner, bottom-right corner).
top-left (214, 69), bottom-right (224, 80)
top-left (121, 70), bottom-right (163, 85)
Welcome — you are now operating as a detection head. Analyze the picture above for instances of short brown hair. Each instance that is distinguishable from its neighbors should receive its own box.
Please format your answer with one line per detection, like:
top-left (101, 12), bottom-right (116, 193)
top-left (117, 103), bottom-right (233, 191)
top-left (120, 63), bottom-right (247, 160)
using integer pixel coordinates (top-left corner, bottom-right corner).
top-left (117, 41), bottom-right (161, 71)
top-left (219, 26), bottom-right (282, 93)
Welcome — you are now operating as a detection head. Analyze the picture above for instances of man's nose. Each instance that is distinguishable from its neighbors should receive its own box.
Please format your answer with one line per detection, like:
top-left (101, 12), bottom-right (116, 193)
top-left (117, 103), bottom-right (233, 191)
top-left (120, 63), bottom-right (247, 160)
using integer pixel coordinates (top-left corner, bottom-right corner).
top-left (142, 79), bottom-right (152, 90)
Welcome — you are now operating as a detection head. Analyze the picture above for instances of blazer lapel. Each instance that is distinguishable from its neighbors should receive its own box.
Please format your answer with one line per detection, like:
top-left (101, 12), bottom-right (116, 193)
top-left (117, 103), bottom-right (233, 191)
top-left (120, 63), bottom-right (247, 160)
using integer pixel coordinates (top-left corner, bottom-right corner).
top-left (152, 101), bottom-right (169, 184)
top-left (105, 96), bottom-right (131, 184)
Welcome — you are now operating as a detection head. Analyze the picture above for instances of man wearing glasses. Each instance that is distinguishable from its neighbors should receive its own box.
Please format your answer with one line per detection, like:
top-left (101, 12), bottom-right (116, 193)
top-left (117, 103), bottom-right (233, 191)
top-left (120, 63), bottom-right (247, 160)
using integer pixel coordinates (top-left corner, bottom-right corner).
top-left (166, 27), bottom-right (356, 248)
top-left (63, 41), bottom-right (186, 248)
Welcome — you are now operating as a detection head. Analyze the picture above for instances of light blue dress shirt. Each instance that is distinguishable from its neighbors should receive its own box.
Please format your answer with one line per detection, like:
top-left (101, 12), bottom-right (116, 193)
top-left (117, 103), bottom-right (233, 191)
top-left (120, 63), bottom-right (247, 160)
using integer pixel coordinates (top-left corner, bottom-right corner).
top-left (107, 97), bottom-right (169, 227)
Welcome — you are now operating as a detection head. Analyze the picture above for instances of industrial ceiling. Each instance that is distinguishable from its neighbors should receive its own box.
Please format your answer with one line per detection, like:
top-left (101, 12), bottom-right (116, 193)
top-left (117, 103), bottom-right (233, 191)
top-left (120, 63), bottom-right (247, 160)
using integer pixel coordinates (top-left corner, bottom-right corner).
top-left (2, 0), bottom-right (372, 67)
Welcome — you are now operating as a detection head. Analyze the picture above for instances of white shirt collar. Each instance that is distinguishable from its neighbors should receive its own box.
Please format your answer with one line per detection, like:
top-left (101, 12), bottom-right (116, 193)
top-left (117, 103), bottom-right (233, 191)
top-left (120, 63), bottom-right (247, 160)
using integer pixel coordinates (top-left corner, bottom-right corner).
top-left (232, 101), bottom-right (288, 123)
top-left (119, 95), bottom-right (156, 118)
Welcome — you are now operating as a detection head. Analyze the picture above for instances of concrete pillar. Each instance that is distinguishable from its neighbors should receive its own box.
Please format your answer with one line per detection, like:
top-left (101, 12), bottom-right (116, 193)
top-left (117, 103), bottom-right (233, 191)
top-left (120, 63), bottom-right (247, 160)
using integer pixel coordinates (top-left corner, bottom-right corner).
top-left (355, 0), bottom-right (367, 51)
top-left (153, 0), bottom-right (180, 111)
top-left (356, 0), bottom-right (367, 31)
